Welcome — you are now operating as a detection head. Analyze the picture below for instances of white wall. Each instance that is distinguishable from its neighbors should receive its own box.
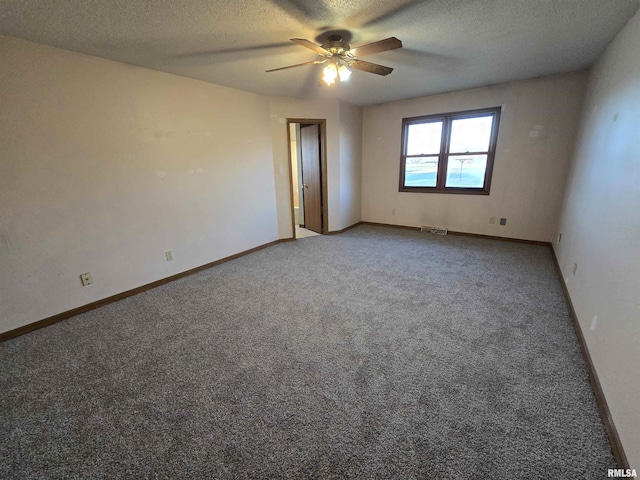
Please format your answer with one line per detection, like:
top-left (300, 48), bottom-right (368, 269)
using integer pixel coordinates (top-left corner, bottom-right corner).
top-left (339, 102), bottom-right (363, 230)
top-left (0, 35), bottom-right (278, 334)
top-left (289, 125), bottom-right (299, 209)
top-left (361, 72), bottom-right (587, 242)
top-left (555, 9), bottom-right (640, 468)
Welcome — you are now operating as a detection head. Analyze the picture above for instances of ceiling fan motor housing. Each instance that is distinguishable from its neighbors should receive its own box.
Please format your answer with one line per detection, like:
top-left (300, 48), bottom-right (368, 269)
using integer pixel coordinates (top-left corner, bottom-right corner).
top-left (321, 35), bottom-right (351, 57)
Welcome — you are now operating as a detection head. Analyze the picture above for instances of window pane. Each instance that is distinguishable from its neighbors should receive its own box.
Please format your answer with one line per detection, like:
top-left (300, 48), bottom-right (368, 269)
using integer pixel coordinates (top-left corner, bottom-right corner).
top-left (406, 121), bottom-right (443, 155)
top-left (404, 156), bottom-right (439, 187)
top-left (445, 155), bottom-right (487, 188)
top-left (449, 116), bottom-right (493, 153)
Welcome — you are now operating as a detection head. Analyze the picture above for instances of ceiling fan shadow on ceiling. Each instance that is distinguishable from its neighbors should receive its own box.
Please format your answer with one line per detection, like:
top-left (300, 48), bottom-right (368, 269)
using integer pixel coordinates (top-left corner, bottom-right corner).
top-left (266, 35), bottom-right (402, 86)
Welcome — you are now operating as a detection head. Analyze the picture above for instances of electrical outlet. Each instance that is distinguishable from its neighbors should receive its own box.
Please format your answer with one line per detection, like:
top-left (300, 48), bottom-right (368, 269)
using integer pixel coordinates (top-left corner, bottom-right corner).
top-left (499, 218), bottom-right (507, 226)
top-left (80, 272), bottom-right (93, 286)
top-left (489, 216), bottom-right (495, 224)
top-left (573, 263), bottom-right (578, 275)
top-left (165, 250), bottom-right (173, 262)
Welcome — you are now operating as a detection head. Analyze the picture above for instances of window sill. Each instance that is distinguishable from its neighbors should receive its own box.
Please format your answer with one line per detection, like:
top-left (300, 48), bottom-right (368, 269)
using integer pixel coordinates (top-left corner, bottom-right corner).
top-left (399, 187), bottom-right (490, 195)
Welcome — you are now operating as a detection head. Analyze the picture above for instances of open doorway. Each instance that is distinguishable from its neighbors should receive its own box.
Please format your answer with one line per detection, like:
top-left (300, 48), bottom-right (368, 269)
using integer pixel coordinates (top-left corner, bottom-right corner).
top-left (287, 119), bottom-right (328, 239)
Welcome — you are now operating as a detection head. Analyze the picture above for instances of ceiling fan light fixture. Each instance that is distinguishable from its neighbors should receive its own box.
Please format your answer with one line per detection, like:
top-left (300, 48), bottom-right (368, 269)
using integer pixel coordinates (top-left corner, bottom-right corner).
top-left (322, 63), bottom-right (338, 85)
top-left (267, 36), bottom-right (401, 86)
top-left (338, 64), bottom-right (352, 82)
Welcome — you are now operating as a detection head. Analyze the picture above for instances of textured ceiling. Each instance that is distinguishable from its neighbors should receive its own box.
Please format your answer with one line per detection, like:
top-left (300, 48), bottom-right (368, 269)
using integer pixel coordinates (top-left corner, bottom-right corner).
top-left (1, 0), bottom-right (639, 105)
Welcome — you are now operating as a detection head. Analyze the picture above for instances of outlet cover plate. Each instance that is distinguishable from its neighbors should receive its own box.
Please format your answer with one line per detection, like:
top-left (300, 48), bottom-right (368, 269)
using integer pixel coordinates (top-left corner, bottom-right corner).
top-left (80, 272), bottom-right (93, 286)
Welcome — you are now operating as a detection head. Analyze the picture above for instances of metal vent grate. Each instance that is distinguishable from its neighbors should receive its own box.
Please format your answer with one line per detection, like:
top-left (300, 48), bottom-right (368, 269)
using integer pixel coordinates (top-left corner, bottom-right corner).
top-left (420, 226), bottom-right (448, 235)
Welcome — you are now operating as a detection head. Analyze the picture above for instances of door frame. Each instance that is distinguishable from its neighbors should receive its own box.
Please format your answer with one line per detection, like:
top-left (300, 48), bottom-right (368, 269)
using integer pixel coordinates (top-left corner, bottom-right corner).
top-left (286, 119), bottom-right (328, 238)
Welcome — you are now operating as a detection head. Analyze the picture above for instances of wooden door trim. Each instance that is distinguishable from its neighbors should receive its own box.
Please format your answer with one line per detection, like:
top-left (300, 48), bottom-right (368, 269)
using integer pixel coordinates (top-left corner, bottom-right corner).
top-left (286, 119), bottom-right (328, 237)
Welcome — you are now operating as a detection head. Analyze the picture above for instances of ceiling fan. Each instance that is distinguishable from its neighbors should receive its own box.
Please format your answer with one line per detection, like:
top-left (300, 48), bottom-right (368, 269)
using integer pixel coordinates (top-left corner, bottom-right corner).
top-left (266, 35), bottom-right (402, 85)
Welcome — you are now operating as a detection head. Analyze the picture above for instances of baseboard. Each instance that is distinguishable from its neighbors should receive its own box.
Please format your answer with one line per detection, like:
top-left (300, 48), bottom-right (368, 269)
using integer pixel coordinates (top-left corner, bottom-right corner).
top-left (326, 221), bottom-right (363, 235)
top-left (361, 221), bottom-right (551, 245)
top-left (360, 221), bottom-right (421, 231)
top-left (549, 247), bottom-right (629, 469)
top-left (0, 238), bottom-right (293, 343)
top-left (448, 230), bottom-right (551, 246)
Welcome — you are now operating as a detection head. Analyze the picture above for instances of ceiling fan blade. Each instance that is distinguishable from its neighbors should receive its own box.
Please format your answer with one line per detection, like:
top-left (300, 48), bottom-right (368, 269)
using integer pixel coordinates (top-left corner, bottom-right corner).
top-left (266, 59), bottom-right (327, 72)
top-left (291, 38), bottom-right (333, 56)
top-left (351, 37), bottom-right (402, 57)
top-left (350, 60), bottom-right (393, 76)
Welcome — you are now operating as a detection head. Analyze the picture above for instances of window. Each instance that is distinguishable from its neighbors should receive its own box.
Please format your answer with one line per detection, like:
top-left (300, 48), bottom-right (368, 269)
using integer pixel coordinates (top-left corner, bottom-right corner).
top-left (399, 107), bottom-right (501, 194)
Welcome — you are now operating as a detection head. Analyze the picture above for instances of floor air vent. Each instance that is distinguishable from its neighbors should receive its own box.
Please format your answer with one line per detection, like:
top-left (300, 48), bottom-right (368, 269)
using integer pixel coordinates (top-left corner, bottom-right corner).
top-left (420, 226), bottom-right (448, 235)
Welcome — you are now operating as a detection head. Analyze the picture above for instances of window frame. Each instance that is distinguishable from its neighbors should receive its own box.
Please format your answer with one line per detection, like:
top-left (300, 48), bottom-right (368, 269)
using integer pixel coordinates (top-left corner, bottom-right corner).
top-left (399, 106), bottom-right (501, 195)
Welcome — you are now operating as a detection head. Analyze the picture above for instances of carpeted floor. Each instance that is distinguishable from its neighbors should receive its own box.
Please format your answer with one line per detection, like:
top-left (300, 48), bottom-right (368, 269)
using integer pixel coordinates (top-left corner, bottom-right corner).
top-left (0, 225), bottom-right (614, 479)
